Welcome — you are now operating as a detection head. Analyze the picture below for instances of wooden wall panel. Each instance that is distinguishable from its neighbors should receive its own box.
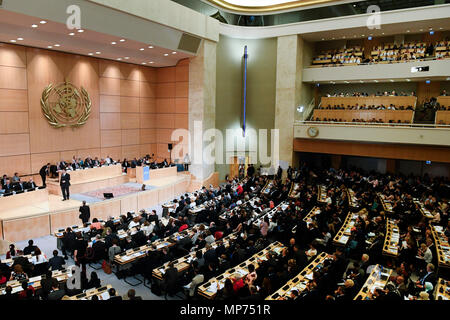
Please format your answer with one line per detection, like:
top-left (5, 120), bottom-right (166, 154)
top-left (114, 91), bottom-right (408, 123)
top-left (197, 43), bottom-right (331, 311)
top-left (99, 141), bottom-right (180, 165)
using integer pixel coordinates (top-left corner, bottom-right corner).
top-left (0, 44), bottom-right (189, 175)
top-left (120, 96), bottom-right (139, 113)
top-left (0, 134), bottom-right (30, 156)
top-left (120, 113), bottom-right (140, 129)
top-left (121, 129), bottom-right (140, 146)
top-left (0, 112), bottom-right (29, 134)
top-left (100, 95), bottom-right (121, 113)
top-left (0, 154), bottom-right (31, 177)
top-left (100, 113), bottom-right (121, 130)
top-left (0, 43), bottom-right (27, 68)
top-left (293, 138), bottom-right (450, 163)
top-left (0, 66), bottom-right (27, 90)
top-left (156, 98), bottom-right (176, 114)
top-left (101, 129), bottom-right (122, 147)
top-left (0, 89), bottom-right (28, 112)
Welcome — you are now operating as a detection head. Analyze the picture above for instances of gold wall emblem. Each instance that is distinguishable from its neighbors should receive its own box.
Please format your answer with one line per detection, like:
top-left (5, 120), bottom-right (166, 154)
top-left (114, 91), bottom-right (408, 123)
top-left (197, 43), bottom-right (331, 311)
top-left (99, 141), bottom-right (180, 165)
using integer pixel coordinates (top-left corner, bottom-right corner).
top-left (40, 80), bottom-right (91, 128)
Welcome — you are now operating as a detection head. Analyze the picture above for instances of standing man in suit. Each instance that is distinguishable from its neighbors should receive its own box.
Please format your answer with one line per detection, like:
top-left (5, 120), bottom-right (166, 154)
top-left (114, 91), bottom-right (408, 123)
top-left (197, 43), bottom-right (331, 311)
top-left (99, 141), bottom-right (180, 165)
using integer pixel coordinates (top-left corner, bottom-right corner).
top-left (60, 169), bottom-right (71, 201)
top-left (39, 163), bottom-right (50, 187)
top-left (79, 201), bottom-right (90, 224)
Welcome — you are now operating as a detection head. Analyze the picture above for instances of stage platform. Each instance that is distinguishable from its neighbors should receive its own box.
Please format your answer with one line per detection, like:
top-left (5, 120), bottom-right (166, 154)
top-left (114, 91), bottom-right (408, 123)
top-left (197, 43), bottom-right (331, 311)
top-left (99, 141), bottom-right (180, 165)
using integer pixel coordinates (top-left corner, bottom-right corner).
top-left (0, 173), bottom-right (191, 243)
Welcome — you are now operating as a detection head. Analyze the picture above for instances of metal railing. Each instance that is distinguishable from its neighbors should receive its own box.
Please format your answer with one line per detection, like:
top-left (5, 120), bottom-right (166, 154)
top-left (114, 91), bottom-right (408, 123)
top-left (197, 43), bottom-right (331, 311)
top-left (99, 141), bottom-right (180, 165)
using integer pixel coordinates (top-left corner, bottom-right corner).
top-left (295, 120), bottom-right (450, 129)
top-left (309, 56), bottom-right (447, 68)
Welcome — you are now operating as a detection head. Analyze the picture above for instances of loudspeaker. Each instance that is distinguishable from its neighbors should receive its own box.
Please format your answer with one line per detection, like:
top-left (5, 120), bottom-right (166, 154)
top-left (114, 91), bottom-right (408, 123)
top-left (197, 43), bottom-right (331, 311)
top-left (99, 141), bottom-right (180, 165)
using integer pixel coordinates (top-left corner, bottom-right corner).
top-left (168, 143), bottom-right (173, 150)
top-left (103, 193), bottom-right (114, 199)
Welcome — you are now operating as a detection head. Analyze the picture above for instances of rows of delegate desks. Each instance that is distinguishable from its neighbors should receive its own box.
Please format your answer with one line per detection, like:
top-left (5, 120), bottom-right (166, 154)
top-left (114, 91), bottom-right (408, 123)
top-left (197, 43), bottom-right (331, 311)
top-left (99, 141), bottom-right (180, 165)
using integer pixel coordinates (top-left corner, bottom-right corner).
top-left (288, 182), bottom-right (301, 199)
top-left (414, 200), bottom-right (436, 219)
top-left (354, 264), bottom-right (393, 300)
top-left (377, 193), bottom-right (394, 213)
top-left (382, 218), bottom-right (400, 257)
top-left (197, 242), bottom-right (285, 299)
top-left (69, 284), bottom-right (113, 300)
top-left (266, 252), bottom-right (331, 300)
top-left (317, 185), bottom-right (329, 204)
top-left (435, 278), bottom-right (450, 300)
top-left (346, 188), bottom-right (360, 209)
top-left (0, 266), bottom-right (72, 296)
top-left (252, 201), bottom-right (288, 229)
top-left (219, 196), bottom-right (262, 223)
top-left (113, 224), bottom-right (208, 267)
top-left (430, 224), bottom-right (450, 270)
top-left (333, 212), bottom-right (359, 246)
top-left (152, 232), bottom-right (239, 281)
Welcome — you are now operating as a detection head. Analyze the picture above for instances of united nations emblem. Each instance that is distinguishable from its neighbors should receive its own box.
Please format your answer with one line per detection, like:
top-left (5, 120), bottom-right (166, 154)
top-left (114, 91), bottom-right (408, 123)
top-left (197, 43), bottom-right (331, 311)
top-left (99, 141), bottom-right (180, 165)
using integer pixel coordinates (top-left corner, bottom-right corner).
top-left (40, 80), bottom-right (91, 128)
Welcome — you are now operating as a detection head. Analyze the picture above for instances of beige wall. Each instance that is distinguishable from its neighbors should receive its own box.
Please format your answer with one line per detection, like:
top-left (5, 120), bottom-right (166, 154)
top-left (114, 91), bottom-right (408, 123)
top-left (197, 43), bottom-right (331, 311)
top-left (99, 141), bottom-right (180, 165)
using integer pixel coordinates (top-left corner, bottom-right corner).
top-left (0, 43), bottom-right (189, 177)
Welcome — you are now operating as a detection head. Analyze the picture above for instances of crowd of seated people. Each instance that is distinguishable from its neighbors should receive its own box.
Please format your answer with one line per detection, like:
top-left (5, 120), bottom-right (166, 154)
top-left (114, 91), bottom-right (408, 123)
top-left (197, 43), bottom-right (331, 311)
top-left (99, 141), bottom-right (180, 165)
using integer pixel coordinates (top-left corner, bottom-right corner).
top-left (312, 39), bottom-right (450, 67)
top-left (317, 103), bottom-right (415, 111)
top-left (1, 154), bottom-right (177, 192)
top-left (313, 118), bottom-right (411, 124)
top-left (0, 173), bottom-right (38, 195)
top-left (324, 91), bottom-right (415, 97)
top-left (2, 163), bottom-right (448, 301)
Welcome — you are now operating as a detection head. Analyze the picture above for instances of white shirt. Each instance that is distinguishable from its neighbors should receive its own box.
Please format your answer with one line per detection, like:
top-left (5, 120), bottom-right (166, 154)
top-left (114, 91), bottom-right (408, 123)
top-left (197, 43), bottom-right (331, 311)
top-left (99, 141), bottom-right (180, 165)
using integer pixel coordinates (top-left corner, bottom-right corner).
top-left (31, 255), bottom-right (47, 264)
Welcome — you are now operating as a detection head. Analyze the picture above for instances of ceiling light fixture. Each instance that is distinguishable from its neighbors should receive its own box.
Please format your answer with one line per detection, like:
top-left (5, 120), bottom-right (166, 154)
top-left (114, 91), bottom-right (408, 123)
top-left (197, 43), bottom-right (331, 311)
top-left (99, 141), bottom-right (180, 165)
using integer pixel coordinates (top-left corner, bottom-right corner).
top-left (117, 58), bottom-right (122, 60)
top-left (172, 51), bottom-right (177, 54)
top-left (164, 53), bottom-right (169, 56)
top-left (119, 39), bottom-right (125, 42)
top-left (48, 45), bottom-right (53, 48)
top-left (69, 32), bottom-right (75, 36)
top-left (142, 62), bottom-right (147, 65)
top-left (17, 38), bottom-right (24, 41)
top-left (31, 24), bottom-right (38, 28)
top-left (88, 53), bottom-right (93, 56)
top-left (111, 41), bottom-right (117, 45)
top-left (40, 20), bottom-right (47, 24)
top-left (124, 57), bottom-right (129, 59)
top-left (149, 61), bottom-right (154, 64)
top-left (148, 46), bottom-right (153, 49)
top-left (406, 79), bottom-right (411, 82)
top-left (96, 51), bottom-right (101, 54)
top-left (10, 40), bottom-right (16, 43)
top-left (54, 44), bottom-right (60, 47)
top-left (140, 48), bottom-right (145, 51)
top-left (77, 29), bottom-right (84, 33)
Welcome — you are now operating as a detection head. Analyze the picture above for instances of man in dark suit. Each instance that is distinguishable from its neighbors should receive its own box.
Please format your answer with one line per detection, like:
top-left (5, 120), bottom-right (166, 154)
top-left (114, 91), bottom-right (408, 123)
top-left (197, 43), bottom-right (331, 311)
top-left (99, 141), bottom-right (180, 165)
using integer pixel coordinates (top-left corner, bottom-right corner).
top-left (39, 163), bottom-right (50, 187)
top-left (47, 283), bottom-right (65, 300)
top-left (3, 179), bottom-right (13, 193)
top-left (163, 262), bottom-right (179, 297)
top-left (108, 288), bottom-right (122, 301)
top-left (60, 169), bottom-right (71, 201)
top-left (79, 201), bottom-right (90, 224)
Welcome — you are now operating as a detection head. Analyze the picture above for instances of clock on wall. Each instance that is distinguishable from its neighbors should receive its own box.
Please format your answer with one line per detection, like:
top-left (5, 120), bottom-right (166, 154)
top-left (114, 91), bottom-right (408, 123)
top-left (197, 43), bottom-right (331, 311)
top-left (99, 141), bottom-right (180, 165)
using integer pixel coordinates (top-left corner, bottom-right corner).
top-left (307, 127), bottom-right (319, 138)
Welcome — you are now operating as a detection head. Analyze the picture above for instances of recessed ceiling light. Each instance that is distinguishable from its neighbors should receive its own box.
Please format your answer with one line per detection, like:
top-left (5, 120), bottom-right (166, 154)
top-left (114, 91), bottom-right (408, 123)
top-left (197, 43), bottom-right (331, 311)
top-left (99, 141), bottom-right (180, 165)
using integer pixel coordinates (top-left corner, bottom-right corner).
top-left (419, 29), bottom-right (423, 32)
top-left (332, 37), bottom-right (335, 40)
top-left (10, 40), bottom-right (16, 43)
top-left (149, 61), bottom-right (154, 64)
top-left (164, 53), bottom-right (169, 56)
top-left (382, 32), bottom-right (385, 35)
top-left (111, 41), bottom-right (116, 45)
top-left (47, 45), bottom-right (53, 48)
top-left (69, 32), bottom-right (75, 36)
top-left (406, 30), bottom-right (410, 33)
top-left (172, 51), bottom-right (177, 54)
top-left (344, 81), bottom-right (349, 84)
top-left (77, 29), bottom-right (84, 33)
top-left (88, 53), bottom-right (93, 56)
top-left (95, 51), bottom-right (101, 54)
top-left (31, 24), bottom-right (38, 28)
top-left (117, 58), bottom-right (122, 60)
top-left (54, 44), bottom-right (60, 47)
top-left (40, 20), bottom-right (47, 24)
top-left (148, 46), bottom-right (153, 49)
top-left (119, 39), bottom-right (125, 42)
top-left (354, 35), bottom-right (357, 37)
top-left (406, 79), bottom-right (411, 82)
top-left (142, 62), bottom-right (147, 65)
top-left (140, 48), bottom-right (145, 51)
top-left (342, 36), bottom-right (346, 39)
top-left (17, 38), bottom-right (24, 41)
top-left (374, 80), bottom-right (378, 82)
top-left (321, 38), bottom-right (324, 41)
top-left (361, 34), bottom-right (365, 37)
top-left (360, 80), bottom-right (364, 83)
top-left (124, 57), bottom-right (129, 59)
top-left (390, 79), bottom-right (394, 82)
top-left (439, 27), bottom-right (443, 30)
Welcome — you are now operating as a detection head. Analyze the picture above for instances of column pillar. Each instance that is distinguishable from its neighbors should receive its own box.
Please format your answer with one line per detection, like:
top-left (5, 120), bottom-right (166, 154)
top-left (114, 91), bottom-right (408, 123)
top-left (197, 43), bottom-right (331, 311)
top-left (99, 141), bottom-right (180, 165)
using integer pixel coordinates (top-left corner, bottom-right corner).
top-left (274, 35), bottom-right (305, 168)
top-left (188, 40), bottom-right (217, 181)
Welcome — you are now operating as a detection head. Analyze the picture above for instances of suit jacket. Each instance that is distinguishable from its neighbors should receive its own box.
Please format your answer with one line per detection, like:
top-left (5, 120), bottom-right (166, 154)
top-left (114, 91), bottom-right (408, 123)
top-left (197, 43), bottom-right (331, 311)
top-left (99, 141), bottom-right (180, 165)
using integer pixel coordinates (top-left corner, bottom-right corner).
top-left (60, 173), bottom-right (71, 187)
top-left (79, 205), bottom-right (91, 222)
top-left (47, 289), bottom-right (65, 300)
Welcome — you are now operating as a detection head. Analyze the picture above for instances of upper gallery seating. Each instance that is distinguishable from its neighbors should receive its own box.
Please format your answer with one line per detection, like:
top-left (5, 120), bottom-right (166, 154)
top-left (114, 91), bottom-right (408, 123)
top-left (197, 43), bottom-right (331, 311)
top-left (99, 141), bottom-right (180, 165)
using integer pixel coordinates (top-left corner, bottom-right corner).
top-left (311, 40), bottom-right (450, 67)
top-left (312, 93), bottom-right (416, 124)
